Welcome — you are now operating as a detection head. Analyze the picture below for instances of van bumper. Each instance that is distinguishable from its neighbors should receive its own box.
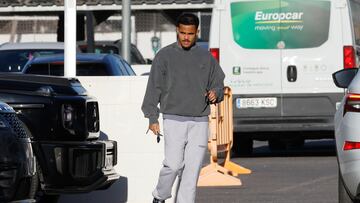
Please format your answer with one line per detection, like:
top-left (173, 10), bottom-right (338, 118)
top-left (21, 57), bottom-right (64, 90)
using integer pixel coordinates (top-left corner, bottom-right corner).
top-left (232, 92), bottom-right (343, 136)
top-left (234, 116), bottom-right (334, 132)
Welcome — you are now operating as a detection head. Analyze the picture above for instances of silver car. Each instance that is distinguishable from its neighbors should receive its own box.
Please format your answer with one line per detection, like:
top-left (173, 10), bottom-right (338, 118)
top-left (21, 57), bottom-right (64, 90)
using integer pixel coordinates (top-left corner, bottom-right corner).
top-left (333, 67), bottom-right (360, 203)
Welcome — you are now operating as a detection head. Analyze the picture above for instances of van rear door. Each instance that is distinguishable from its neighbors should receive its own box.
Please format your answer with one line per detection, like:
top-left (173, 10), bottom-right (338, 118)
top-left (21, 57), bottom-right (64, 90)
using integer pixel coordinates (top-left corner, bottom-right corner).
top-left (224, 0), bottom-right (283, 122)
top-left (280, 0), bottom-right (343, 118)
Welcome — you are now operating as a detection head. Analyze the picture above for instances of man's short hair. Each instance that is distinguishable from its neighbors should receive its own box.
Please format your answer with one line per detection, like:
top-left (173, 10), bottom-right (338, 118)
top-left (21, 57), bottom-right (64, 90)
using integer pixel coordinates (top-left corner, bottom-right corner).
top-left (176, 13), bottom-right (199, 29)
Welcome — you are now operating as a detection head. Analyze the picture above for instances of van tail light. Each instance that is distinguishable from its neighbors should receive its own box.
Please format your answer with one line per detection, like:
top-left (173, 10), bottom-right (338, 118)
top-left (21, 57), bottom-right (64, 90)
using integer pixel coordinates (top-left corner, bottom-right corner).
top-left (210, 48), bottom-right (219, 62)
top-left (343, 141), bottom-right (360, 151)
top-left (344, 94), bottom-right (360, 115)
top-left (344, 46), bottom-right (356, 69)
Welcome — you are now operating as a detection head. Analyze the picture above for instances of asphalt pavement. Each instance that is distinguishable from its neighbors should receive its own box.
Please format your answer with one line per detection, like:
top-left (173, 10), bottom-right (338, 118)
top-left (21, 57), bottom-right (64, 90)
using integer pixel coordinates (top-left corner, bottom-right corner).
top-left (196, 139), bottom-right (337, 203)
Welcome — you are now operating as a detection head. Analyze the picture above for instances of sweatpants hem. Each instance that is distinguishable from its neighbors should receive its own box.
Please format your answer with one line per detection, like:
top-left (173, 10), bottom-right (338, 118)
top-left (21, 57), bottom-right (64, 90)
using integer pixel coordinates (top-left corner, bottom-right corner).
top-left (152, 189), bottom-right (172, 201)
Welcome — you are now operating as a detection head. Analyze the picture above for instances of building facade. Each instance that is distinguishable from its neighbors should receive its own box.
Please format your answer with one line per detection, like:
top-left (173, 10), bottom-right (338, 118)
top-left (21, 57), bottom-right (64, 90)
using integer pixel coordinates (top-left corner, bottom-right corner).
top-left (0, 0), bottom-right (213, 59)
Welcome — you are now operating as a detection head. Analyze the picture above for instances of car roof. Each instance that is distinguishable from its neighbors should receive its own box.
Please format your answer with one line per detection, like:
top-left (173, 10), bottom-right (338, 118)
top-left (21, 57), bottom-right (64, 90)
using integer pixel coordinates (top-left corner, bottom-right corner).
top-left (28, 53), bottom-right (113, 64)
top-left (0, 42), bottom-right (65, 50)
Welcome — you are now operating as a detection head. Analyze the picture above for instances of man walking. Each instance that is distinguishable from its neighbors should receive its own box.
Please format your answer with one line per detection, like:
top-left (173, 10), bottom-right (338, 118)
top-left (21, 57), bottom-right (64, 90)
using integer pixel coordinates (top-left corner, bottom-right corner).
top-left (142, 13), bottom-right (225, 203)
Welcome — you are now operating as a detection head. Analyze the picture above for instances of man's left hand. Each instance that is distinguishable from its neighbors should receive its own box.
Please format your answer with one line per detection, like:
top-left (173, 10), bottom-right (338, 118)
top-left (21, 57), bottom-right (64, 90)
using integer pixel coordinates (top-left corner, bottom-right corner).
top-left (207, 90), bottom-right (217, 103)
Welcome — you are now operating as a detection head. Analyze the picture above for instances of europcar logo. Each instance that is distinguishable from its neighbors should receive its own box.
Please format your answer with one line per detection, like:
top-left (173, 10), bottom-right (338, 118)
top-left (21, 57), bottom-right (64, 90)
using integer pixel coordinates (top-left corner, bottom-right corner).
top-left (254, 11), bottom-right (304, 24)
top-left (233, 66), bottom-right (241, 75)
top-left (231, 0), bottom-right (330, 49)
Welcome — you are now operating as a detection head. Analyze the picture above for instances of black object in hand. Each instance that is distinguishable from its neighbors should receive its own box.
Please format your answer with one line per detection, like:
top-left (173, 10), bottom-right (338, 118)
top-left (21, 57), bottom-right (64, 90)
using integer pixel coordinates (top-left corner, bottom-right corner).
top-left (146, 129), bottom-right (163, 143)
top-left (156, 133), bottom-right (163, 143)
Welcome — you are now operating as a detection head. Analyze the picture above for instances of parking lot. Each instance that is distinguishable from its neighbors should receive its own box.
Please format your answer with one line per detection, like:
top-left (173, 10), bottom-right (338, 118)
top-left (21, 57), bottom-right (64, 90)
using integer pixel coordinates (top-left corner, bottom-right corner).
top-left (0, 1), bottom-right (357, 202)
top-left (196, 140), bottom-right (337, 203)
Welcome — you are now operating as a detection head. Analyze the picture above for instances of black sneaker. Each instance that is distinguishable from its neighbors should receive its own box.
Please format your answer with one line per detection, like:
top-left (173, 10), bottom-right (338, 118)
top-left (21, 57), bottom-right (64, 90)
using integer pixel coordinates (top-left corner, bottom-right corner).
top-left (153, 198), bottom-right (165, 203)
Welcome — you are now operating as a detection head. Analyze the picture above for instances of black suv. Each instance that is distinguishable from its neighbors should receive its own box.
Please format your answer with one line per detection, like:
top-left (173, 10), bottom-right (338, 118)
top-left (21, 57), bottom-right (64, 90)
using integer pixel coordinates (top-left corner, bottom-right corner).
top-left (0, 73), bottom-right (119, 201)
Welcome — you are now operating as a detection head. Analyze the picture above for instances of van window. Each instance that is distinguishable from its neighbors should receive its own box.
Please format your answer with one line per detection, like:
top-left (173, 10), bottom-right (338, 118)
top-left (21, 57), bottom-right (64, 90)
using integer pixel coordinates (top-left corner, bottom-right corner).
top-left (231, 0), bottom-right (330, 49)
top-left (350, 0), bottom-right (360, 46)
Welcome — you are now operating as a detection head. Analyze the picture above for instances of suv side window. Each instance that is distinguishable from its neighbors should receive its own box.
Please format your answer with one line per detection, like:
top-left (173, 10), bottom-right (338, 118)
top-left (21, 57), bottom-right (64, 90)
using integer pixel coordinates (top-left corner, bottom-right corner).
top-left (25, 64), bottom-right (55, 75)
top-left (112, 57), bottom-right (126, 76)
top-left (113, 55), bottom-right (136, 75)
top-left (122, 60), bottom-right (136, 75)
top-left (77, 63), bottom-right (108, 76)
top-left (0, 49), bottom-right (63, 72)
top-left (25, 63), bottom-right (109, 76)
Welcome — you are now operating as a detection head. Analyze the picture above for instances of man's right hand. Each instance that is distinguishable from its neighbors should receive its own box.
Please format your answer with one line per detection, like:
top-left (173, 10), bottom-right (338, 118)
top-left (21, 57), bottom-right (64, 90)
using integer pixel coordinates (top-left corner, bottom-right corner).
top-left (149, 123), bottom-right (160, 135)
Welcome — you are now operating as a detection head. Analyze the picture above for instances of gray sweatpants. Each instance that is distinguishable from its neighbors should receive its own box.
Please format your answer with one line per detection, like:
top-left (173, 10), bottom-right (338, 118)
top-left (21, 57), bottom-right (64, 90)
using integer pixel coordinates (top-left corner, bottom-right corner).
top-left (152, 114), bottom-right (209, 203)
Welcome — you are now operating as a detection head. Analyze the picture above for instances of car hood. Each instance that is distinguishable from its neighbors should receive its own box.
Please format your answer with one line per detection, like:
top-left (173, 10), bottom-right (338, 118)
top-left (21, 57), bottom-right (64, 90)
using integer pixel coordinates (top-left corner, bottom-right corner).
top-left (0, 73), bottom-right (88, 96)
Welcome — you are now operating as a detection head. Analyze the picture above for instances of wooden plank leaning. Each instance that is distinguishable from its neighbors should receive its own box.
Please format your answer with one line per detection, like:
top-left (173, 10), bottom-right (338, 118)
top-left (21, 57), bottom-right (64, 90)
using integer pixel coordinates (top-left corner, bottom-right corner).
top-left (197, 87), bottom-right (251, 187)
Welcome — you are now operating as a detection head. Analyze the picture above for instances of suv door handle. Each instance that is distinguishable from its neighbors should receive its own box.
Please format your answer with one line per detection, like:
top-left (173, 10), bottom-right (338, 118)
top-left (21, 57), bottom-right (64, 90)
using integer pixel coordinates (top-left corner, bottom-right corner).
top-left (287, 65), bottom-right (297, 82)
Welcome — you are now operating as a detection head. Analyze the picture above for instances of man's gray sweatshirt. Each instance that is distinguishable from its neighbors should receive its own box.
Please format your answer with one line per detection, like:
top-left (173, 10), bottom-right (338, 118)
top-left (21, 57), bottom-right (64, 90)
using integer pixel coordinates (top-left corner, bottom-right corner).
top-left (141, 42), bottom-right (225, 124)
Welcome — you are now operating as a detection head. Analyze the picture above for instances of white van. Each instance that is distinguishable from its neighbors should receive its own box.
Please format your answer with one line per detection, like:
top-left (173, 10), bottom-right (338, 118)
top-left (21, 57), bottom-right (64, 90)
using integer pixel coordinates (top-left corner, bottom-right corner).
top-left (209, 0), bottom-right (360, 154)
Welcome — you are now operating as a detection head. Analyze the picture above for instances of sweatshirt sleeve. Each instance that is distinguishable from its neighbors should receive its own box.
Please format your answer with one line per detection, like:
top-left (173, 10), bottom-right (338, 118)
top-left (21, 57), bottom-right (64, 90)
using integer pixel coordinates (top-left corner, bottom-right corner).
top-left (141, 54), bottom-right (164, 125)
top-left (209, 55), bottom-right (225, 103)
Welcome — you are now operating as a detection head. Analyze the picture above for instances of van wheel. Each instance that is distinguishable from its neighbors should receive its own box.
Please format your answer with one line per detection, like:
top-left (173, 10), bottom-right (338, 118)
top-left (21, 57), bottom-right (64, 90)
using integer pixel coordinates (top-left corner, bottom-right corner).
top-left (232, 133), bottom-right (253, 156)
top-left (339, 171), bottom-right (357, 203)
top-left (268, 139), bottom-right (286, 151)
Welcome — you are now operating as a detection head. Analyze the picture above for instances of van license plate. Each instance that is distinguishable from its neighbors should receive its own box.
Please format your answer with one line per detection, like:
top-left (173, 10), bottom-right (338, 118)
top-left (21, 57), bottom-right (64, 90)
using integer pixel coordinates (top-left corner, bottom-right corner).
top-left (236, 97), bottom-right (277, 109)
